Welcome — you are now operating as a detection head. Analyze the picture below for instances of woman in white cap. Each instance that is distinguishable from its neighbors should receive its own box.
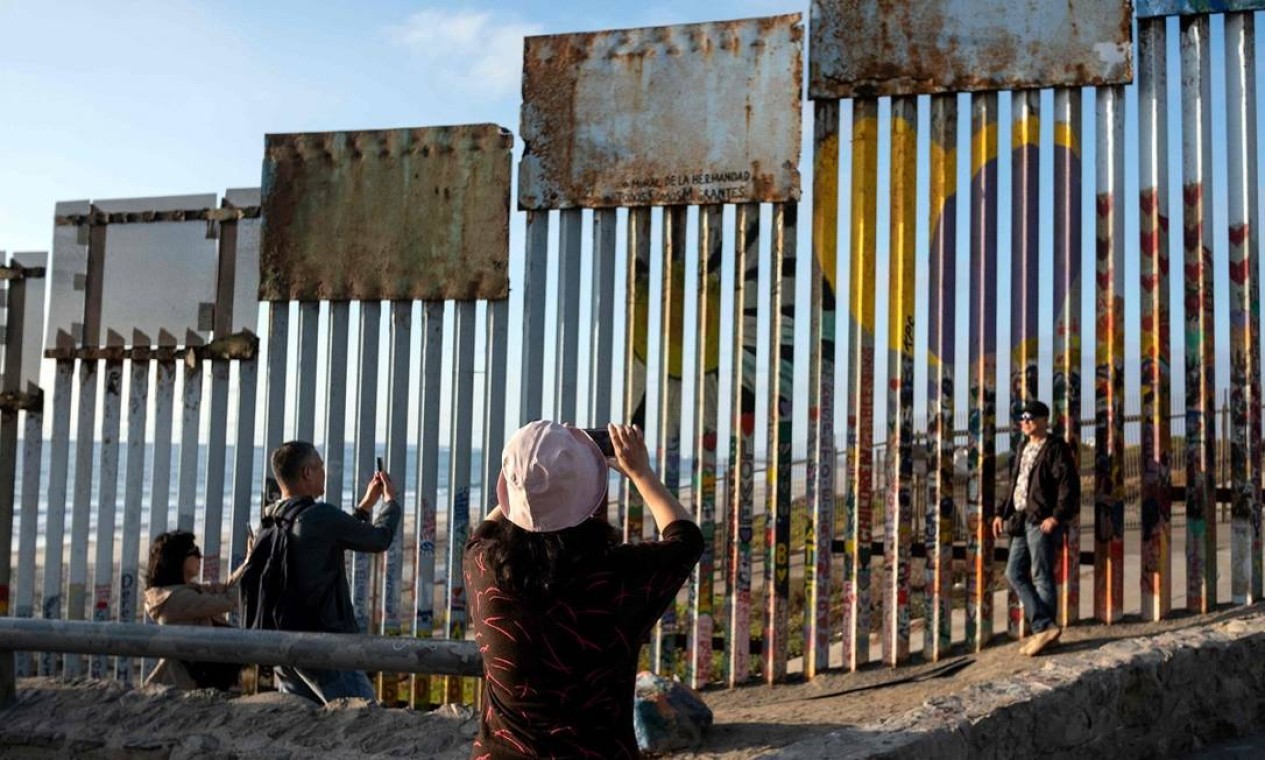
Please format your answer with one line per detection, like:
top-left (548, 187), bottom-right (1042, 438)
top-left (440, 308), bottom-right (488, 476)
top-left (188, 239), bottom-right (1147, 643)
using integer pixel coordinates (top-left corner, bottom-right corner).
top-left (464, 421), bottom-right (702, 760)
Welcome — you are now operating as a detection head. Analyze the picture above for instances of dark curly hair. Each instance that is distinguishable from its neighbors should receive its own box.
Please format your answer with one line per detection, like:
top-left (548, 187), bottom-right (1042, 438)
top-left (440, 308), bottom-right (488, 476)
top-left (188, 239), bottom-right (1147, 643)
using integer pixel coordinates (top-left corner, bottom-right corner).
top-left (479, 517), bottom-right (621, 599)
top-left (146, 530), bottom-right (199, 588)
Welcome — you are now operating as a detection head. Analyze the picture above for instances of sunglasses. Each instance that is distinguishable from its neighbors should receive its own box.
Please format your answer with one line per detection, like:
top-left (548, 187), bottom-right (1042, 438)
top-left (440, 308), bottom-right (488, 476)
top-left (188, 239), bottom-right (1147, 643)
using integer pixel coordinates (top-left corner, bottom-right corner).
top-left (1019, 413), bottom-right (1046, 422)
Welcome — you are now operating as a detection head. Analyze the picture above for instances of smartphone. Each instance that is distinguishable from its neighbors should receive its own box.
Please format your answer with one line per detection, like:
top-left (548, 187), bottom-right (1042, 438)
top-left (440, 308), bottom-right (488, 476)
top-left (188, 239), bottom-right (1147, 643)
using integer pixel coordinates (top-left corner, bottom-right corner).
top-left (375, 456), bottom-right (385, 473)
top-left (583, 428), bottom-right (615, 457)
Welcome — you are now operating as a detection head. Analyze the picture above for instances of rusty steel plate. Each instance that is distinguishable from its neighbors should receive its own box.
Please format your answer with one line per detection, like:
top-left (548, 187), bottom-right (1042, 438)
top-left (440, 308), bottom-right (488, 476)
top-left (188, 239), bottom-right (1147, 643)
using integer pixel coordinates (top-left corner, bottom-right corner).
top-left (1138, 0), bottom-right (1265, 16)
top-left (260, 125), bottom-right (513, 302)
top-left (810, 0), bottom-right (1133, 99)
top-left (518, 14), bottom-right (803, 210)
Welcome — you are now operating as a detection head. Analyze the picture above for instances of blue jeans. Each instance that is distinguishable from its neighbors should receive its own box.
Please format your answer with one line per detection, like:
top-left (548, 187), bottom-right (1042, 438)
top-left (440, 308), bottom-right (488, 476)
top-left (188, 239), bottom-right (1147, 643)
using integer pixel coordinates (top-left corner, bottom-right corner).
top-left (274, 665), bottom-right (376, 705)
top-left (1005, 519), bottom-right (1061, 634)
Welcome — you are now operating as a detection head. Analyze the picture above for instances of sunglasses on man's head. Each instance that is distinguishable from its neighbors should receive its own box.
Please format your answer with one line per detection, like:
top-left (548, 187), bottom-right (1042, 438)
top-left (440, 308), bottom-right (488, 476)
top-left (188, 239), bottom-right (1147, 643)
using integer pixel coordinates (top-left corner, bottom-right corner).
top-left (1019, 413), bottom-right (1037, 422)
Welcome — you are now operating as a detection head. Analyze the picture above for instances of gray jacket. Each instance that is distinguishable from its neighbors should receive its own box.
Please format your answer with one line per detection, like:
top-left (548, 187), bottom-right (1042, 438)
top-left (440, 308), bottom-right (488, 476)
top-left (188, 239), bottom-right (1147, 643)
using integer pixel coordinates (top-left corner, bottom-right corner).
top-left (266, 497), bottom-right (401, 634)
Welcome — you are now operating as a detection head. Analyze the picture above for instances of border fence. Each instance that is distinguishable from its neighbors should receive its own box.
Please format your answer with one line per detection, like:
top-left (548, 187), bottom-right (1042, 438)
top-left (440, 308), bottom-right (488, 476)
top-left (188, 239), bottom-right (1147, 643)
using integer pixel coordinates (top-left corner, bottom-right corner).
top-left (4, 0), bottom-right (1265, 701)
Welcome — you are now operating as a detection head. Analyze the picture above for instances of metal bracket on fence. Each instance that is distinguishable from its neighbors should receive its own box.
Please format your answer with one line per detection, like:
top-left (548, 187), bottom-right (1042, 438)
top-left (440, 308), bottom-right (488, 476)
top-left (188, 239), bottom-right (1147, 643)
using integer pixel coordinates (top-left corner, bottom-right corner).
top-left (192, 331), bottom-right (260, 363)
top-left (53, 207), bottom-right (262, 227)
top-left (0, 265), bottom-right (46, 281)
top-left (0, 618), bottom-right (482, 706)
top-left (0, 390), bottom-right (43, 413)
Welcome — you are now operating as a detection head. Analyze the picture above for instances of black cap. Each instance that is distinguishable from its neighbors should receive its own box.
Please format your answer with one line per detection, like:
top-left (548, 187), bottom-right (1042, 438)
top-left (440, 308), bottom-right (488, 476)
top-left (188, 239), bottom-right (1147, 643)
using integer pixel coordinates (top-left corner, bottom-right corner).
top-left (1020, 399), bottom-right (1050, 419)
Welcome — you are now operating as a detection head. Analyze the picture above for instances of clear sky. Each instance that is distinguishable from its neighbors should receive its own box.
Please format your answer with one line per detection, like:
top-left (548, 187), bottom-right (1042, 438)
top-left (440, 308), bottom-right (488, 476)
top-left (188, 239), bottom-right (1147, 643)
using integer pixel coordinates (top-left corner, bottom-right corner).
top-left (1, 2), bottom-right (1256, 460)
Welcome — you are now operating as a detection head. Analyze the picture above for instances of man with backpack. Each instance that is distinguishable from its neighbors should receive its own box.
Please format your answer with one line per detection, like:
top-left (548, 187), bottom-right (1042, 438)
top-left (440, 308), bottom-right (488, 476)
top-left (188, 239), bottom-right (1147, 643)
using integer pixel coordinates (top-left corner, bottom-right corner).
top-left (247, 440), bottom-right (401, 704)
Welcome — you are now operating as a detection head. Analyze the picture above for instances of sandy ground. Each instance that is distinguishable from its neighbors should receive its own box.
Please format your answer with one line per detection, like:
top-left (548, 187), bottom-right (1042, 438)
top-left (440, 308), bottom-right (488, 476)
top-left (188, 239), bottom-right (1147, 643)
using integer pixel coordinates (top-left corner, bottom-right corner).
top-left (2, 605), bottom-right (1260, 759)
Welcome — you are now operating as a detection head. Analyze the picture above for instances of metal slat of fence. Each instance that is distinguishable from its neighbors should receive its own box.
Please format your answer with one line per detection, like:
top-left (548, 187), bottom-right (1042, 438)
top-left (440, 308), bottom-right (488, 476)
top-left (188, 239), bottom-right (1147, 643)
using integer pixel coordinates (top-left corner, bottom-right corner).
top-left (1007, 88), bottom-right (1041, 641)
top-left (728, 203), bottom-right (759, 686)
top-left (591, 209), bottom-right (617, 427)
top-left (689, 204), bottom-right (722, 689)
top-left (89, 358), bottom-right (123, 679)
top-left (1181, 15), bottom-right (1219, 614)
top-left (140, 358), bottom-right (175, 681)
top-left (805, 100), bottom-right (838, 678)
top-left (228, 354), bottom-right (258, 582)
top-left (1224, 10), bottom-right (1262, 605)
top-left (883, 95), bottom-right (918, 667)
top-left (176, 357), bottom-right (202, 533)
top-left (411, 300), bottom-right (443, 709)
top-left (654, 206), bottom-right (687, 676)
top-left (444, 300), bottom-right (477, 703)
top-left (483, 299), bottom-right (510, 523)
top-left (379, 300), bottom-right (411, 703)
top-left (0, 267), bottom-right (22, 619)
top-left (262, 303), bottom-right (289, 502)
top-left (621, 208), bottom-right (651, 543)
top-left (203, 356), bottom-right (229, 583)
top-left (966, 91), bottom-right (999, 652)
top-left (1052, 87), bottom-right (1085, 628)
top-left (323, 302), bottom-right (350, 511)
top-left (1094, 84), bottom-right (1127, 624)
top-left (765, 203), bottom-right (796, 683)
top-left (39, 358), bottom-right (73, 677)
top-left (115, 359), bottom-right (148, 682)
top-left (925, 94), bottom-right (958, 662)
top-left (65, 358), bottom-right (98, 678)
top-left (352, 301), bottom-right (381, 634)
top-left (520, 212), bottom-right (549, 425)
top-left (295, 302), bottom-right (319, 442)
top-left (556, 209), bottom-right (582, 424)
top-left (843, 99), bottom-right (878, 672)
top-left (1138, 20), bottom-right (1173, 623)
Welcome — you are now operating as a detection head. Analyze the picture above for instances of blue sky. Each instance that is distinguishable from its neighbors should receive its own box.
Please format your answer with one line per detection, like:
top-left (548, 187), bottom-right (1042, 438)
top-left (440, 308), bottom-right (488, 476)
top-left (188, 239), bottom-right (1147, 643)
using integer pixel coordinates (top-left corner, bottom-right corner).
top-left (0, 2), bottom-right (1255, 459)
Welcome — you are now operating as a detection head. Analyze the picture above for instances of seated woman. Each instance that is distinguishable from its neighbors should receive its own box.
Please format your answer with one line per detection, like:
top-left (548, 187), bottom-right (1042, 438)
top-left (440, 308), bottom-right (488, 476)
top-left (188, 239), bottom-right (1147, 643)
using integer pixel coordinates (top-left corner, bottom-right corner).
top-left (143, 529), bottom-right (248, 690)
top-left (465, 421), bottom-right (703, 759)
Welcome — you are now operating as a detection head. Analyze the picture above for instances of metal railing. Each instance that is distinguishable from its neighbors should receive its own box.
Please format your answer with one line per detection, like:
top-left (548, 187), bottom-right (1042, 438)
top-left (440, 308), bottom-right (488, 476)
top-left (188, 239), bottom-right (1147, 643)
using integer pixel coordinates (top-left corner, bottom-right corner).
top-left (0, 618), bottom-right (481, 706)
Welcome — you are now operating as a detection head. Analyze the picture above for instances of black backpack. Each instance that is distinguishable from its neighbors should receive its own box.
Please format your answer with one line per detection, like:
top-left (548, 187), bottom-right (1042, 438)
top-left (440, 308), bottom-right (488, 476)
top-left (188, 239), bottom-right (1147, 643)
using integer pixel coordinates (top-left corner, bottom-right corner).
top-left (240, 496), bottom-right (317, 631)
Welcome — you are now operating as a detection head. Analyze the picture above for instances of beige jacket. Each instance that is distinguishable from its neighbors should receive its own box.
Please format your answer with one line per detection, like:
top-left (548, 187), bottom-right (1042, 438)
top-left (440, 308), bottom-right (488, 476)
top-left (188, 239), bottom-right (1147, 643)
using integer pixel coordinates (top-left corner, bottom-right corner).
top-left (142, 582), bottom-right (239, 689)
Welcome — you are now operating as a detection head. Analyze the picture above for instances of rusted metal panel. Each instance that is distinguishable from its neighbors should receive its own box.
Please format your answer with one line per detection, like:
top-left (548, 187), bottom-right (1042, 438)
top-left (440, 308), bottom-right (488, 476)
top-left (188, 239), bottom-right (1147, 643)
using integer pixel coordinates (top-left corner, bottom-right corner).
top-left (518, 14), bottom-right (803, 210)
top-left (1138, 0), bottom-right (1265, 17)
top-left (260, 125), bottom-right (512, 302)
top-left (809, 0), bottom-right (1133, 99)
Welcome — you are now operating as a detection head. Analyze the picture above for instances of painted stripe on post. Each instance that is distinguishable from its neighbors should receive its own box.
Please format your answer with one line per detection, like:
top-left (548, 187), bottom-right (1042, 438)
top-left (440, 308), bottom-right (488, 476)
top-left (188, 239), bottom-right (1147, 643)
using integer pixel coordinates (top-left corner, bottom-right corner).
top-left (1007, 89), bottom-right (1041, 641)
top-left (1053, 87), bottom-right (1085, 627)
top-left (1225, 11), bottom-right (1262, 605)
top-left (621, 208), bottom-right (652, 544)
top-left (728, 202), bottom-right (759, 686)
top-left (967, 92), bottom-right (999, 652)
top-left (806, 99), bottom-right (839, 678)
top-left (925, 94), bottom-right (958, 661)
top-left (884, 96), bottom-right (918, 667)
top-left (766, 203), bottom-right (797, 683)
top-left (1181, 15), bottom-right (1218, 614)
top-left (654, 207), bottom-right (687, 676)
top-left (843, 99), bottom-right (878, 671)
top-left (689, 205), bottom-right (722, 689)
top-left (1094, 85), bottom-right (1127, 625)
top-left (1137, 21), bottom-right (1172, 622)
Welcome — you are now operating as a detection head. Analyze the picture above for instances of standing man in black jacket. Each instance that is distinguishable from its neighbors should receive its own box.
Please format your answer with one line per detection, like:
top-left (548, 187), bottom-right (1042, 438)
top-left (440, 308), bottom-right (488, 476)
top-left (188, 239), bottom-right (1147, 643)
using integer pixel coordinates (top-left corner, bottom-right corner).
top-left (266, 440), bottom-right (402, 703)
top-left (991, 400), bottom-right (1080, 656)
